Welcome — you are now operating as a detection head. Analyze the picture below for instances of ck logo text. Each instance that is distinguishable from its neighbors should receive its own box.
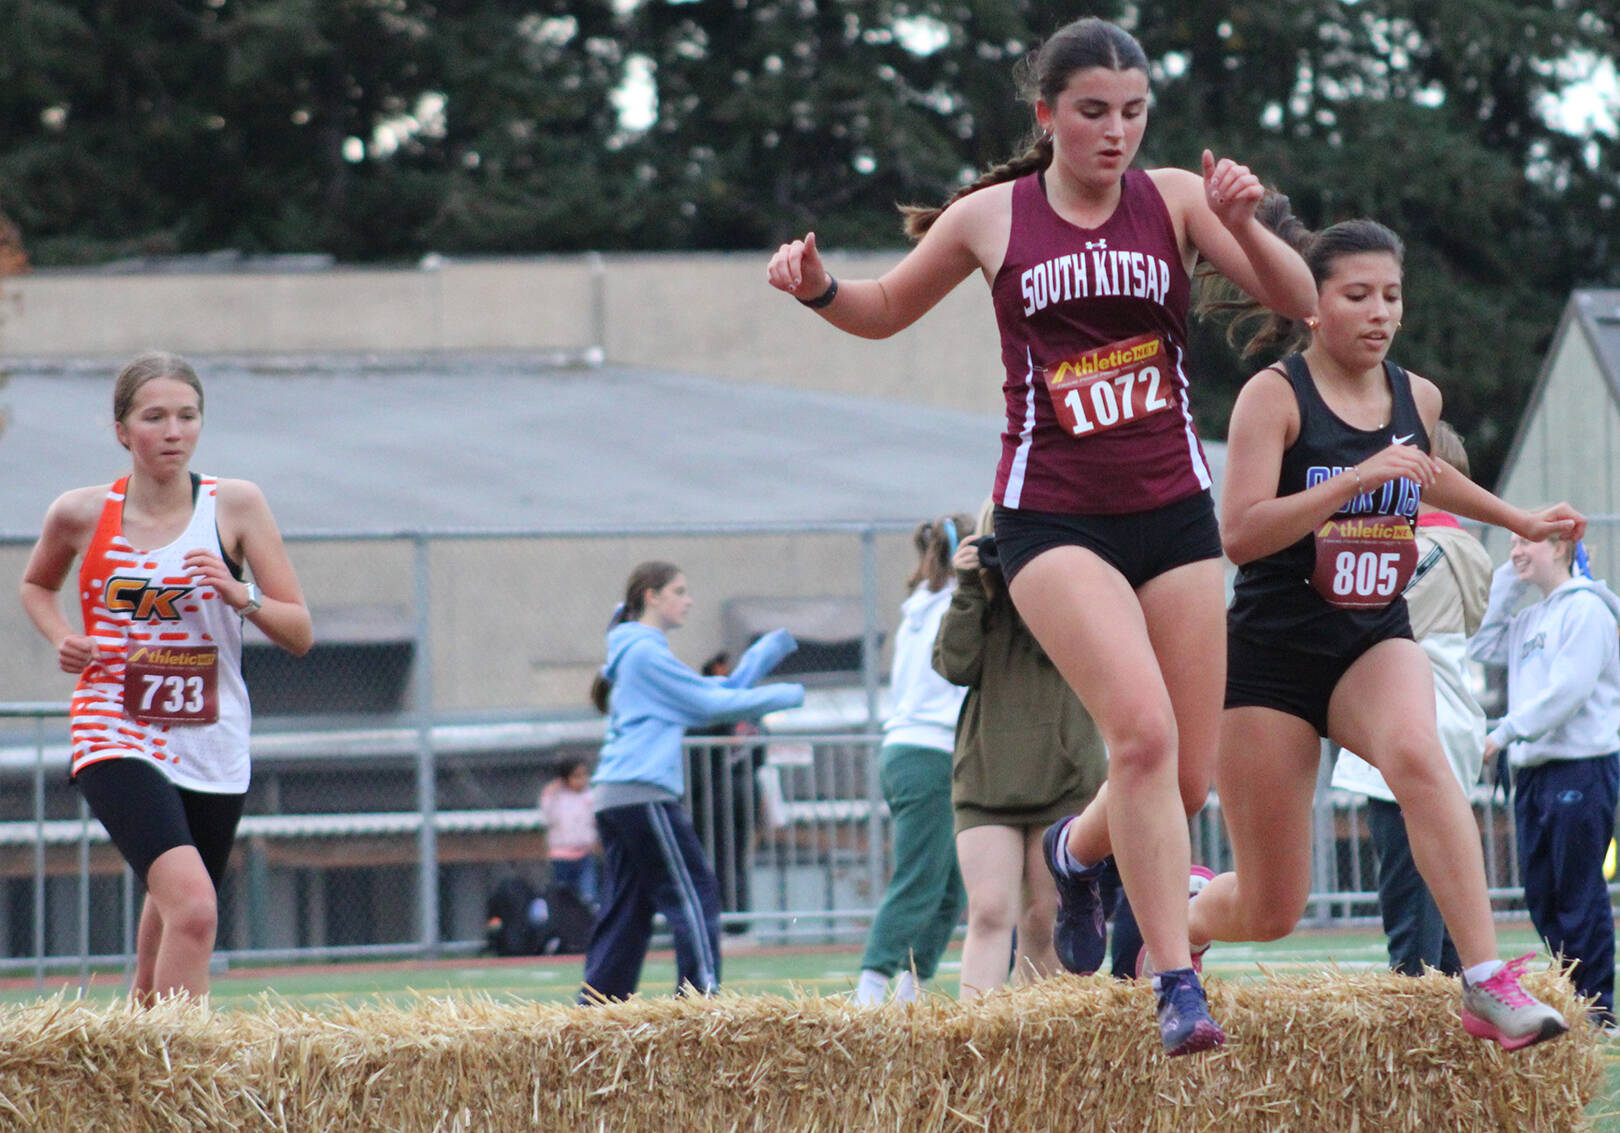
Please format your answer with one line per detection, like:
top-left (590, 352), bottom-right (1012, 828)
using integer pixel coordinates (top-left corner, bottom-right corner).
top-left (104, 577), bottom-right (195, 622)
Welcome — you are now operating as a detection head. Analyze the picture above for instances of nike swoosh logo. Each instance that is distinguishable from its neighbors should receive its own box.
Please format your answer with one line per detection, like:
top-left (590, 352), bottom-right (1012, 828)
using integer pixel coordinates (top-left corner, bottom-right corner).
top-left (1392, 433), bottom-right (1415, 445)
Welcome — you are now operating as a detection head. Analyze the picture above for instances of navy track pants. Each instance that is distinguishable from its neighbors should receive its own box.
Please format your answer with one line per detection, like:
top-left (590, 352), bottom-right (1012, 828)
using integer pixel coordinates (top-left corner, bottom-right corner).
top-left (1515, 754), bottom-right (1619, 1021)
top-left (579, 801), bottom-right (721, 1001)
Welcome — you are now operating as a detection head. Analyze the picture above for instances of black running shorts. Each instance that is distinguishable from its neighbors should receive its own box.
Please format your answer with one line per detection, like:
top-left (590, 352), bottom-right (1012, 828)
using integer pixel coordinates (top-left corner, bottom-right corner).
top-left (1224, 628), bottom-right (1412, 737)
top-left (993, 491), bottom-right (1222, 588)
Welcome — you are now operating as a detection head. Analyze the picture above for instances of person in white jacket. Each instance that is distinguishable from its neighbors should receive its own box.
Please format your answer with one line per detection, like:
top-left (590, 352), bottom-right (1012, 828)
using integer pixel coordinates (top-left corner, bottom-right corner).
top-left (1470, 534), bottom-right (1620, 1028)
top-left (1332, 422), bottom-right (1491, 976)
top-left (853, 514), bottom-right (974, 1005)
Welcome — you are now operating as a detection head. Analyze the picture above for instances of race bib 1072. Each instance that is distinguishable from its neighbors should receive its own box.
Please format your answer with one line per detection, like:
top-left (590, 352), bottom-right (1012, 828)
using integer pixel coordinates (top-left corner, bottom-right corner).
top-left (1043, 334), bottom-right (1173, 438)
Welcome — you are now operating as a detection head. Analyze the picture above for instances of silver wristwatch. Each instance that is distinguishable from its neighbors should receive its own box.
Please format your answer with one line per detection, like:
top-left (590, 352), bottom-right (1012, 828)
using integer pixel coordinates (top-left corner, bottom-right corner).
top-left (239, 582), bottom-right (262, 616)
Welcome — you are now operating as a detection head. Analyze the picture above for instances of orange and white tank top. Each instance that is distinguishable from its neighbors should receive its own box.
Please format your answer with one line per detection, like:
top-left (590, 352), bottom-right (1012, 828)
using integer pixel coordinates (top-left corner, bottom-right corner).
top-left (70, 475), bottom-right (251, 792)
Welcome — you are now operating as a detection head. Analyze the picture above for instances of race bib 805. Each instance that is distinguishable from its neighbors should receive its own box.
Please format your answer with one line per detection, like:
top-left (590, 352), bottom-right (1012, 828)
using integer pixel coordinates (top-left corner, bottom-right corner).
top-left (1310, 516), bottom-right (1417, 610)
top-left (1043, 334), bottom-right (1173, 438)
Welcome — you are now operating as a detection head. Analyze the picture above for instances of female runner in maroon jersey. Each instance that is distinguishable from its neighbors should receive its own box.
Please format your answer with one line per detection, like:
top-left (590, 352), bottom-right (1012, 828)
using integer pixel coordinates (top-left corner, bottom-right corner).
top-left (768, 16), bottom-right (1315, 1054)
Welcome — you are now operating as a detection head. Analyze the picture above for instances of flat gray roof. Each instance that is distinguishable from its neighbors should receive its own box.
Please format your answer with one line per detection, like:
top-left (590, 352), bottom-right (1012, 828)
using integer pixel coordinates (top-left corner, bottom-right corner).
top-left (3, 353), bottom-right (1229, 535)
top-left (2, 354), bottom-right (1009, 534)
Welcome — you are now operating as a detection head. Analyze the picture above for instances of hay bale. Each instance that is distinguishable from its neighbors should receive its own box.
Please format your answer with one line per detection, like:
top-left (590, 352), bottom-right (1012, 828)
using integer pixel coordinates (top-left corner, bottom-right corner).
top-left (0, 968), bottom-right (1600, 1131)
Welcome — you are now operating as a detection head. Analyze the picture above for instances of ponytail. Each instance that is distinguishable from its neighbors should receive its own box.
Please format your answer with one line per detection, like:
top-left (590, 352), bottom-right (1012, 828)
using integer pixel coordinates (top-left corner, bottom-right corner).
top-left (900, 135), bottom-right (1053, 241)
top-left (590, 673), bottom-right (613, 715)
top-left (907, 513), bottom-right (976, 592)
top-left (588, 560), bottom-right (681, 714)
top-left (1195, 192), bottom-right (1316, 358)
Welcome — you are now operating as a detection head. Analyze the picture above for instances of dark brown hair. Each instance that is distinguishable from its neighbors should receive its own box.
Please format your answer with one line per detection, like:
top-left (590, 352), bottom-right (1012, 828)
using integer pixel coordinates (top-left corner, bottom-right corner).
top-left (900, 18), bottom-right (1149, 240)
top-left (908, 513), bottom-right (976, 592)
top-left (1198, 196), bottom-right (1405, 358)
top-left (590, 561), bottom-right (682, 713)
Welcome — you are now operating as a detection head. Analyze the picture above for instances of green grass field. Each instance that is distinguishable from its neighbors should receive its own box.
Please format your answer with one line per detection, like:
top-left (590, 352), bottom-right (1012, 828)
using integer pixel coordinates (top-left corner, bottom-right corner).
top-left (7, 921), bottom-right (1617, 1127)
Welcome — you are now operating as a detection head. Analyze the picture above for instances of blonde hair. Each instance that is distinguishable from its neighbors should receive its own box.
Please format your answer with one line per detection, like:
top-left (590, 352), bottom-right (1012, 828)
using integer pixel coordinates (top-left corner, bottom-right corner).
top-left (1430, 420), bottom-right (1469, 478)
top-left (113, 352), bottom-right (203, 424)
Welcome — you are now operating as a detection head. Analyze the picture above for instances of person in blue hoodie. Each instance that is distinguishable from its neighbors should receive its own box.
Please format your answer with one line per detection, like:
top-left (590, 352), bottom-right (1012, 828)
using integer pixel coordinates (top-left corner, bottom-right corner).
top-left (578, 561), bottom-right (804, 1002)
top-left (853, 514), bottom-right (974, 1005)
top-left (1471, 535), bottom-right (1620, 1030)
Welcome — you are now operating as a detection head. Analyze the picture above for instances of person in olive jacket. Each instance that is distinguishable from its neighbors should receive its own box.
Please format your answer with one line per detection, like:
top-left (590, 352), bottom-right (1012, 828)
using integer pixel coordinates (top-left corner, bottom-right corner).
top-left (933, 500), bottom-right (1108, 999)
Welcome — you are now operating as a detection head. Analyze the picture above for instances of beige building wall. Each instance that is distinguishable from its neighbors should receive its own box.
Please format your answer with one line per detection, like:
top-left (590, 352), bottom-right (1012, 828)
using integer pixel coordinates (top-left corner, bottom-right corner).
top-left (598, 252), bottom-right (1004, 416)
top-left (427, 530), bottom-right (915, 712)
top-left (2, 260), bottom-right (600, 356)
top-left (1486, 325), bottom-right (1620, 577)
top-left (3, 253), bottom-right (1004, 417)
top-left (0, 255), bottom-right (998, 713)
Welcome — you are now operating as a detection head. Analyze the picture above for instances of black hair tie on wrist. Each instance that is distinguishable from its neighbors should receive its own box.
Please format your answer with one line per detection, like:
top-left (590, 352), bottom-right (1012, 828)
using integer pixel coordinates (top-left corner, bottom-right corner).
top-left (798, 275), bottom-right (838, 309)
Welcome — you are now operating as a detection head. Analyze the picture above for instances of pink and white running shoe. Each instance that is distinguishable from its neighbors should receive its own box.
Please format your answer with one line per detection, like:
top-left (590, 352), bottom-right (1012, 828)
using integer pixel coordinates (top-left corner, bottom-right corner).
top-left (1461, 954), bottom-right (1569, 1051)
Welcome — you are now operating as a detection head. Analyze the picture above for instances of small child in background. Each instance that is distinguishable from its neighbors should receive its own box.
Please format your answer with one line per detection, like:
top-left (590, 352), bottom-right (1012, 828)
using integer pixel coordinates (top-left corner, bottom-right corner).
top-left (541, 759), bottom-right (602, 907)
top-left (933, 499), bottom-right (1108, 999)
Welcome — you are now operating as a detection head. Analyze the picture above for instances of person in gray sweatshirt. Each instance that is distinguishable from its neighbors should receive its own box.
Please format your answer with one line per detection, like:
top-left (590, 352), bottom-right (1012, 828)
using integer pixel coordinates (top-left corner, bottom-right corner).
top-left (1471, 535), bottom-right (1620, 1029)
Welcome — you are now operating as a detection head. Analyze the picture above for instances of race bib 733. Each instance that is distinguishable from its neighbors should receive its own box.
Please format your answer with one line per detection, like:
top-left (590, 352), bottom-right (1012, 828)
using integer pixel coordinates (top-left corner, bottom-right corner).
top-left (123, 644), bottom-right (220, 725)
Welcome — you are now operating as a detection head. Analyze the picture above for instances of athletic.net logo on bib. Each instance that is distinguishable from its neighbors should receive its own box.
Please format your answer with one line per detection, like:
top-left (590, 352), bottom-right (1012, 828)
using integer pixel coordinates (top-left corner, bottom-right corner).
top-left (1043, 334), bottom-right (1172, 437)
top-left (1310, 515), bottom-right (1417, 609)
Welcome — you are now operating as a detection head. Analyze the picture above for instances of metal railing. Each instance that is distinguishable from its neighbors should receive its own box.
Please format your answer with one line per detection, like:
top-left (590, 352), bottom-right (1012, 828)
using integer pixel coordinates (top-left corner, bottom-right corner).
top-left (0, 701), bottom-right (1572, 992)
top-left (2, 513), bottom-right (1614, 987)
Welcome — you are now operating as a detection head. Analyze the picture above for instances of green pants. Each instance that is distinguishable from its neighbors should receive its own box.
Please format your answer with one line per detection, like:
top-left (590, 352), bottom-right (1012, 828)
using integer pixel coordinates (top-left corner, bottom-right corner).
top-left (859, 743), bottom-right (965, 979)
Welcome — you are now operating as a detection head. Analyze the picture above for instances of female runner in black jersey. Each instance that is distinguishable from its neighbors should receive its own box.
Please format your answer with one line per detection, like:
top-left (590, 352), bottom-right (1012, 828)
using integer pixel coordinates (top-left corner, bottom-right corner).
top-left (1184, 207), bottom-right (1581, 1049)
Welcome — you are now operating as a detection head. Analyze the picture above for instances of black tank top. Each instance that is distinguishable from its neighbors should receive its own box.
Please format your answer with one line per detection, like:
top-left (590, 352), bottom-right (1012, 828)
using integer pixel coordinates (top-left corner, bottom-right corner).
top-left (1227, 353), bottom-right (1429, 656)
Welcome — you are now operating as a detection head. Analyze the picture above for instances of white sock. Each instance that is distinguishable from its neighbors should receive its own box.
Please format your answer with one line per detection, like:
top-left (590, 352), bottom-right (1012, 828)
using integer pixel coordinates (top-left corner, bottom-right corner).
top-left (1465, 959), bottom-right (1505, 985)
top-left (854, 969), bottom-right (889, 1005)
top-left (894, 971), bottom-right (918, 1002)
top-left (1050, 819), bottom-right (1095, 876)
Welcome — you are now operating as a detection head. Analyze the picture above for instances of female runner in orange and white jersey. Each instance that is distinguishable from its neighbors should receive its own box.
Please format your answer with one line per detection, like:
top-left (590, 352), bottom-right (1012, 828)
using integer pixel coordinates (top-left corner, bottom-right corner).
top-left (20, 352), bottom-right (312, 1001)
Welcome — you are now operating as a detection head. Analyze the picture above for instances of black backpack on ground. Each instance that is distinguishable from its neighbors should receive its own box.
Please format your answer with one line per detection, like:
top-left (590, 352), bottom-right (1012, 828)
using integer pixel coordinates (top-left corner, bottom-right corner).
top-left (531, 881), bottom-right (595, 955)
top-left (485, 874), bottom-right (540, 957)
top-left (485, 875), bottom-right (595, 956)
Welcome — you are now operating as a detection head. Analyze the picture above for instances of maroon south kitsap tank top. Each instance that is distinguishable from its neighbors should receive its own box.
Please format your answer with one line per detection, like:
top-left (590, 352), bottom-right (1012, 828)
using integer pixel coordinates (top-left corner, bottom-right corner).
top-left (990, 169), bottom-right (1210, 515)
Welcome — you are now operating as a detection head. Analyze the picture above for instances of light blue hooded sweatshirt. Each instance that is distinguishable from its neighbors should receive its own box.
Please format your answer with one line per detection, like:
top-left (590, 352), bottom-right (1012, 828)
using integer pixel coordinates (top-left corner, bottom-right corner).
top-left (594, 624), bottom-right (805, 798)
top-left (1470, 562), bottom-right (1620, 768)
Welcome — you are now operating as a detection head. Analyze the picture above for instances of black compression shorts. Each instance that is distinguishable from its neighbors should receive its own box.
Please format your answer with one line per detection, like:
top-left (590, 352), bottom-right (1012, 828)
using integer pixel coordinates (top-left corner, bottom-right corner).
top-left (75, 757), bottom-right (246, 887)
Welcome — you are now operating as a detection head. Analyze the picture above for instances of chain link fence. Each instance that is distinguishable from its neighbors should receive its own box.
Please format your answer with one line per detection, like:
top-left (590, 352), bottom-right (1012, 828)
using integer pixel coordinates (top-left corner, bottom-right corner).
top-left (1, 516), bottom-right (1616, 988)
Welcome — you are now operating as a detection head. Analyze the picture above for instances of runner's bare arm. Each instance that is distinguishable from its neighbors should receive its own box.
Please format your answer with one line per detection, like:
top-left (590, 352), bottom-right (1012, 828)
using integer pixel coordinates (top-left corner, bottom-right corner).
top-left (1152, 160), bottom-right (1316, 321)
top-left (1406, 374), bottom-right (1583, 541)
top-left (766, 187), bottom-right (1005, 339)
top-left (211, 479), bottom-right (313, 656)
top-left (1424, 474), bottom-right (1584, 542)
top-left (19, 487), bottom-right (104, 673)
